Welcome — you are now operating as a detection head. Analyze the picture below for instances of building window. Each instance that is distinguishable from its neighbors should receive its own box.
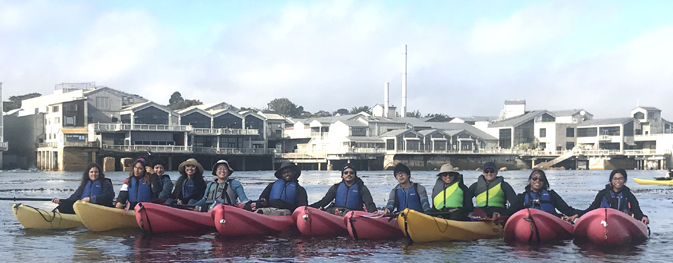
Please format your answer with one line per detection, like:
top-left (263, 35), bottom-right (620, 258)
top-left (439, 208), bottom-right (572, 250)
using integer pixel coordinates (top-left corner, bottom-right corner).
top-left (52, 106), bottom-right (59, 112)
top-left (66, 103), bottom-right (78, 111)
top-left (65, 134), bottom-right (86, 142)
top-left (96, 97), bottom-right (110, 110)
top-left (539, 128), bottom-right (546, 138)
top-left (539, 142), bottom-right (546, 149)
top-left (351, 127), bottom-right (367, 136)
top-left (566, 128), bottom-right (575, 137)
top-left (633, 112), bottom-right (645, 120)
top-left (566, 142), bottom-right (575, 150)
top-left (55, 117), bottom-right (60, 124)
top-left (65, 116), bottom-right (76, 126)
top-left (599, 126), bottom-right (620, 136)
top-left (577, 127), bottom-right (597, 137)
top-left (499, 128), bottom-right (512, 149)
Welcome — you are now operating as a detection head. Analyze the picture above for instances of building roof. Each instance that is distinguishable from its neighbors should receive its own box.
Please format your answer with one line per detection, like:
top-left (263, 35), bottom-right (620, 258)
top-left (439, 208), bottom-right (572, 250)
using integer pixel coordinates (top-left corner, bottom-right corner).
top-left (551, 109), bottom-right (586, 117)
top-left (84, 87), bottom-right (146, 102)
top-left (634, 106), bottom-right (661, 111)
top-left (454, 116), bottom-right (496, 122)
top-left (262, 113), bottom-right (288, 121)
top-left (339, 119), bottom-right (368, 127)
top-left (577, 118), bottom-right (634, 127)
top-left (379, 129), bottom-right (411, 137)
top-left (341, 136), bottom-right (384, 143)
top-left (488, 110), bottom-right (550, 128)
top-left (505, 100), bottom-right (526, 105)
top-left (417, 129), bottom-right (437, 136)
top-left (60, 128), bottom-right (88, 134)
top-left (441, 129), bottom-right (465, 136)
top-left (121, 101), bottom-right (174, 114)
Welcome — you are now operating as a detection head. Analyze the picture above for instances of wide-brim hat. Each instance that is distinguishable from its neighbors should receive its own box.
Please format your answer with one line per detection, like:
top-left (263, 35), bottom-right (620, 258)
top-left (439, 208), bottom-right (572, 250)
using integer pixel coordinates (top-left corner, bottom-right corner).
top-left (178, 158), bottom-right (204, 175)
top-left (437, 164), bottom-right (459, 176)
top-left (212, 159), bottom-right (234, 176)
top-left (275, 162), bottom-right (301, 179)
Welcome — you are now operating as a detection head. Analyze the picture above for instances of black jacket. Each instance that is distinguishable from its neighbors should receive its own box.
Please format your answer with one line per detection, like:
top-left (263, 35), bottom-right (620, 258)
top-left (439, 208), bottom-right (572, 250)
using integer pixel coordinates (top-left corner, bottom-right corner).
top-left (508, 185), bottom-right (582, 217)
top-left (259, 180), bottom-right (308, 211)
top-left (66, 178), bottom-right (115, 207)
top-left (171, 174), bottom-right (206, 203)
top-left (309, 177), bottom-right (377, 212)
top-left (584, 184), bottom-right (647, 220)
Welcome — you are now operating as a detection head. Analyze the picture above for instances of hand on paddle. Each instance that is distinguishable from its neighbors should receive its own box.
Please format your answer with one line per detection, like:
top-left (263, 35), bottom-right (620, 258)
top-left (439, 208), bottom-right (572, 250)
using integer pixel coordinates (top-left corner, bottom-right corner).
top-left (194, 206), bottom-right (201, 211)
top-left (81, 197), bottom-right (90, 203)
top-left (258, 198), bottom-right (267, 206)
top-left (642, 216), bottom-right (650, 225)
top-left (383, 208), bottom-right (390, 215)
top-left (51, 198), bottom-right (60, 204)
top-left (491, 212), bottom-right (501, 221)
top-left (564, 214), bottom-right (579, 222)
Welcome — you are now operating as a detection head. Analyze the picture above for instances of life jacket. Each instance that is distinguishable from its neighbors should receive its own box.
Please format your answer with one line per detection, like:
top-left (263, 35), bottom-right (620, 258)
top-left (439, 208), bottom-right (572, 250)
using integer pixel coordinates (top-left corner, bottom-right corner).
top-left (334, 182), bottom-right (362, 210)
top-left (80, 180), bottom-right (103, 200)
top-left (204, 180), bottom-right (238, 206)
top-left (396, 183), bottom-right (423, 212)
top-left (474, 176), bottom-right (506, 208)
top-left (269, 179), bottom-right (297, 205)
top-left (600, 190), bottom-right (631, 215)
top-left (433, 179), bottom-right (463, 210)
top-left (524, 190), bottom-right (555, 213)
top-left (128, 177), bottom-right (156, 203)
top-left (181, 178), bottom-right (194, 199)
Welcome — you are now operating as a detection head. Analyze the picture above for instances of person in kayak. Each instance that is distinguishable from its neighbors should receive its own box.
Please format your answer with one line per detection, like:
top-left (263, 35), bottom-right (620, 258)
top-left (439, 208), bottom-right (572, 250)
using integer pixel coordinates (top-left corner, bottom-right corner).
top-left (429, 164), bottom-right (473, 221)
top-left (258, 162), bottom-right (308, 213)
top-left (383, 163), bottom-right (431, 214)
top-left (508, 169), bottom-right (581, 222)
top-left (194, 159), bottom-right (249, 212)
top-left (583, 168), bottom-right (649, 224)
top-left (167, 158), bottom-right (206, 205)
top-left (468, 161), bottom-right (517, 220)
top-left (152, 159), bottom-right (174, 200)
top-left (309, 165), bottom-right (377, 215)
top-left (115, 158), bottom-right (162, 209)
top-left (51, 163), bottom-right (115, 214)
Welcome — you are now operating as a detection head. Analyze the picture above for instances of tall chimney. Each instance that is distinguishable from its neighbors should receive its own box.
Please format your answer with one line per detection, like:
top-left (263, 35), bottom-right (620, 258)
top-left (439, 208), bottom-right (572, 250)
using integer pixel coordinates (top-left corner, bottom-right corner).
top-left (384, 82), bottom-right (389, 118)
top-left (402, 45), bottom-right (407, 117)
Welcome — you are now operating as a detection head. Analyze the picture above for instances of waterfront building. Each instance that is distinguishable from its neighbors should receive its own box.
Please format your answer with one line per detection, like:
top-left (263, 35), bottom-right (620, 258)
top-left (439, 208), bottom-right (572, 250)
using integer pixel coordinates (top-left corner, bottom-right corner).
top-left (0, 83), bottom-right (7, 166)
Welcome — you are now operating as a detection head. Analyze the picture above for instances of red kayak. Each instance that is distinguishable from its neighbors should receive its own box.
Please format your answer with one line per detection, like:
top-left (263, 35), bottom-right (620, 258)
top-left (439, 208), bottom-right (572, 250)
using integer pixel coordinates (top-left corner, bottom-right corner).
top-left (135, 202), bottom-right (215, 233)
top-left (293, 206), bottom-right (348, 236)
top-left (573, 208), bottom-right (648, 245)
top-left (212, 204), bottom-right (294, 236)
top-left (504, 208), bottom-right (574, 243)
top-left (344, 211), bottom-right (404, 240)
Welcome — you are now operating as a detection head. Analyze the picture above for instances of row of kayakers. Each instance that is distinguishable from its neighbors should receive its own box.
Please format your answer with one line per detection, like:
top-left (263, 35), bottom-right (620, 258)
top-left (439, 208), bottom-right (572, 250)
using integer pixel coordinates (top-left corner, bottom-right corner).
top-left (50, 158), bottom-right (649, 226)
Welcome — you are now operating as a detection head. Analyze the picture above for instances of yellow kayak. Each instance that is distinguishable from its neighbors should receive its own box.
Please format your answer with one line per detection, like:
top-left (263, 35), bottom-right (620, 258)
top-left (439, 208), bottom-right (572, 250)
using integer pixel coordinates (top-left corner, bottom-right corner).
top-left (398, 209), bottom-right (503, 242)
top-left (633, 178), bottom-right (673, 186)
top-left (73, 201), bottom-right (138, 231)
top-left (11, 204), bottom-right (84, 229)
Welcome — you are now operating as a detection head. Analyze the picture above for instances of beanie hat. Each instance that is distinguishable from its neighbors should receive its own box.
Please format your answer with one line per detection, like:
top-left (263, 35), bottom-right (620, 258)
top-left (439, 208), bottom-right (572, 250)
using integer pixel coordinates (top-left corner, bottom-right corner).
top-left (393, 163), bottom-right (411, 177)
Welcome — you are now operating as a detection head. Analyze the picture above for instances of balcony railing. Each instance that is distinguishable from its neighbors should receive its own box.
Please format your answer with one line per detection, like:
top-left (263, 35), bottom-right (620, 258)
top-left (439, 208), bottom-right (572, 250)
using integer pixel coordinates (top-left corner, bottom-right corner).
top-left (193, 147), bottom-right (273, 155)
top-left (191, 128), bottom-right (259, 135)
top-left (89, 123), bottom-right (258, 135)
top-left (102, 145), bottom-right (192, 153)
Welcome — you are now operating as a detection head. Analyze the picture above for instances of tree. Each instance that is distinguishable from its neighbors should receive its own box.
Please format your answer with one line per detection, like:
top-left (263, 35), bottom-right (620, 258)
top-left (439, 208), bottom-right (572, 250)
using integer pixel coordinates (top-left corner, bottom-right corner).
top-left (425, 113), bottom-right (453, 122)
top-left (350, 106), bottom-right (370, 114)
top-left (267, 98), bottom-right (304, 117)
top-left (333, 108), bottom-right (349, 116)
top-left (405, 110), bottom-right (422, 118)
top-left (3, 92), bottom-right (42, 112)
top-left (313, 110), bottom-right (331, 117)
top-left (169, 91), bottom-right (183, 105)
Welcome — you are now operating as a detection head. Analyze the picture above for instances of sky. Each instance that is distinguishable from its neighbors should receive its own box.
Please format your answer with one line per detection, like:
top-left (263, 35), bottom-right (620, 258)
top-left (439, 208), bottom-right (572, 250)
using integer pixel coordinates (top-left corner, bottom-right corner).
top-left (2, 0), bottom-right (673, 119)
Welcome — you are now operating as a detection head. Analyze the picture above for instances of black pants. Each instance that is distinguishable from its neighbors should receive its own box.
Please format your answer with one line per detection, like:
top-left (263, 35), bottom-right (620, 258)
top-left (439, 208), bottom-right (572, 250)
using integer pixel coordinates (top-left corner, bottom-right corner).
top-left (57, 199), bottom-right (76, 214)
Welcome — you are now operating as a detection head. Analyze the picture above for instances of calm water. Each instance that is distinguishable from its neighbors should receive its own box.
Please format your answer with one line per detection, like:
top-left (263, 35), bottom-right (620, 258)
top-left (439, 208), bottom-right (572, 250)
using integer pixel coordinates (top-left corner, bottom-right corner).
top-left (1, 169), bottom-right (672, 262)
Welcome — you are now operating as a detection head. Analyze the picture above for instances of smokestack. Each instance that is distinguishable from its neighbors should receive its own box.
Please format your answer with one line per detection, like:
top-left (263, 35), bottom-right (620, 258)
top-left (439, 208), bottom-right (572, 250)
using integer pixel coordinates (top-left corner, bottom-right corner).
top-left (402, 45), bottom-right (407, 117)
top-left (384, 82), bottom-right (389, 118)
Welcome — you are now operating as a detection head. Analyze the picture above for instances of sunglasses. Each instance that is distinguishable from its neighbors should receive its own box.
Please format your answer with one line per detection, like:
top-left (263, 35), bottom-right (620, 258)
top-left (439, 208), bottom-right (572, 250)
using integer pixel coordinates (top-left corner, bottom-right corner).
top-left (442, 173), bottom-right (456, 177)
top-left (530, 176), bottom-right (542, 181)
top-left (343, 171), bottom-right (355, 175)
top-left (483, 169), bottom-right (495, 174)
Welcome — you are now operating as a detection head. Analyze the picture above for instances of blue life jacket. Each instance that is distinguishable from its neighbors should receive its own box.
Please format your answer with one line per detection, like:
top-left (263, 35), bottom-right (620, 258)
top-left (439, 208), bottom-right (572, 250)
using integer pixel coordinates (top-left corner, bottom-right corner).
top-left (397, 184), bottom-right (423, 212)
top-left (80, 180), bottom-right (103, 200)
top-left (524, 190), bottom-right (555, 213)
top-left (182, 178), bottom-right (194, 199)
top-left (334, 182), bottom-right (362, 210)
top-left (600, 190), bottom-right (630, 214)
top-left (269, 179), bottom-right (297, 205)
top-left (128, 177), bottom-right (156, 203)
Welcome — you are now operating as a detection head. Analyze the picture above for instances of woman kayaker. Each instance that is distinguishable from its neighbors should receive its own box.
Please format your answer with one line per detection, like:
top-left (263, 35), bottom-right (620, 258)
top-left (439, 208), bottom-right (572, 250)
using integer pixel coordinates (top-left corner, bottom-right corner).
top-left (152, 159), bottom-right (174, 200)
top-left (115, 158), bottom-right (162, 209)
top-left (51, 163), bottom-right (114, 214)
top-left (258, 162), bottom-right (308, 214)
top-left (194, 159), bottom-right (248, 212)
top-left (583, 168), bottom-right (649, 224)
top-left (429, 164), bottom-right (473, 221)
top-left (310, 165), bottom-right (377, 215)
top-left (508, 169), bottom-right (581, 222)
top-left (468, 161), bottom-right (517, 220)
top-left (383, 163), bottom-right (431, 214)
top-left (167, 158), bottom-right (206, 205)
